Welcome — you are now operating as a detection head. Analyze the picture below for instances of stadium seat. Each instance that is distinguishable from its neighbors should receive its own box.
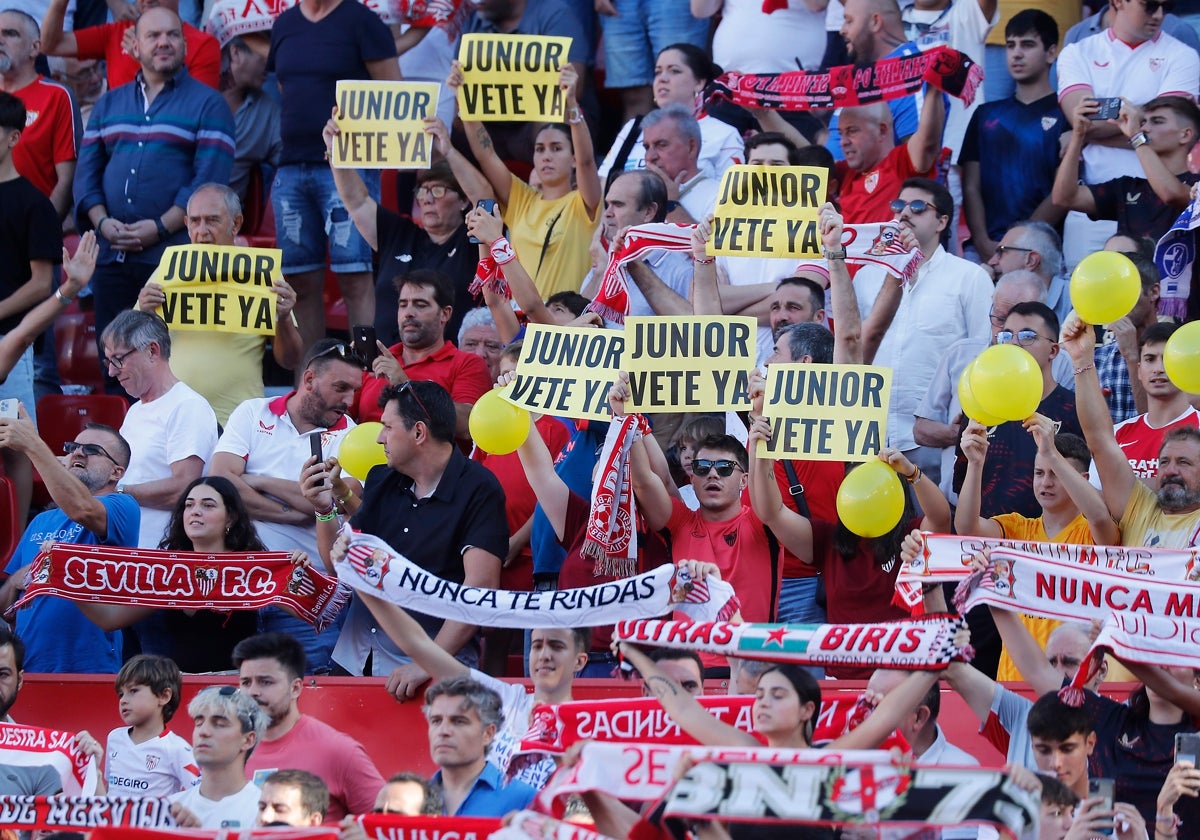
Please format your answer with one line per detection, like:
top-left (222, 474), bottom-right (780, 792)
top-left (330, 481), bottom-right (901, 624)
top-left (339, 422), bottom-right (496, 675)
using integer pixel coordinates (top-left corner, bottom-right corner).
top-left (31, 394), bottom-right (130, 507)
top-left (0, 477), bottom-right (18, 567)
top-left (54, 308), bottom-right (105, 393)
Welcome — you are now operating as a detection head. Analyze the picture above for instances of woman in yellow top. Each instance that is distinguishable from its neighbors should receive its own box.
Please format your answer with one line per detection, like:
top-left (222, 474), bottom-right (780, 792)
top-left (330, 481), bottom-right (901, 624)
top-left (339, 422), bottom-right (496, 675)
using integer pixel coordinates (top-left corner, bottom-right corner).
top-left (956, 412), bottom-right (1120, 680)
top-left (447, 63), bottom-right (601, 300)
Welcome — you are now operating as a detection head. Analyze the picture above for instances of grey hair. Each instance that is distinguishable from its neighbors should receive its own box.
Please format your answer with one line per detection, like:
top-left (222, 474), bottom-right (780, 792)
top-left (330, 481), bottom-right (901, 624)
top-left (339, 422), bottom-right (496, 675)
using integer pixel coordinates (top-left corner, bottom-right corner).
top-left (423, 676), bottom-right (505, 752)
top-left (1011, 219), bottom-right (1063, 279)
top-left (188, 687), bottom-right (268, 754)
top-left (0, 9), bottom-right (40, 40)
top-left (642, 102), bottom-right (702, 150)
top-left (457, 306), bottom-right (497, 346)
top-left (783, 322), bottom-right (834, 364)
top-left (101, 309), bottom-right (172, 360)
top-left (190, 182), bottom-right (243, 220)
top-left (995, 269), bottom-right (1048, 303)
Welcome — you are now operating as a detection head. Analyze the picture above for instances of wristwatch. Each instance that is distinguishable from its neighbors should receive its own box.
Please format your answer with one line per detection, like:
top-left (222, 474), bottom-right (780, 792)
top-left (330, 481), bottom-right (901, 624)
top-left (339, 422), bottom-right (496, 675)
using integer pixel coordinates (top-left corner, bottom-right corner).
top-left (824, 248), bottom-right (847, 260)
top-left (1130, 131), bottom-right (1149, 149)
top-left (666, 200), bottom-right (680, 213)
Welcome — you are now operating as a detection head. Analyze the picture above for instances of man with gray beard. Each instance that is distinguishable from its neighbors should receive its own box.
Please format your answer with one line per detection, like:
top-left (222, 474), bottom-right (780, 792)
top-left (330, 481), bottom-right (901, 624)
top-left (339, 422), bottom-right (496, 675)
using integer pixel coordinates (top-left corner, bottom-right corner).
top-left (0, 412), bottom-right (139, 671)
top-left (1062, 310), bottom-right (1200, 548)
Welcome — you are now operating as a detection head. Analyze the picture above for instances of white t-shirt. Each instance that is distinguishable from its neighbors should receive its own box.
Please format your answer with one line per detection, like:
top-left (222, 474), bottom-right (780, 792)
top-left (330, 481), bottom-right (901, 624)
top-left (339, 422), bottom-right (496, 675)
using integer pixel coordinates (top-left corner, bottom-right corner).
top-left (213, 394), bottom-right (354, 557)
top-left (712, 0), bottom-right (827, 73)
top-left (1057, 29), bottom-right (1200, 183)
top-left (120, 381), bottom-right (218, 548)
top-left (598, 115), bottom-right (743, 182)
top-left (469, 669), bottom-right (557, 790)
top-left (105, 727), bottom-right (201, 798)
top-left (169, 780), bottom-right (262, 828)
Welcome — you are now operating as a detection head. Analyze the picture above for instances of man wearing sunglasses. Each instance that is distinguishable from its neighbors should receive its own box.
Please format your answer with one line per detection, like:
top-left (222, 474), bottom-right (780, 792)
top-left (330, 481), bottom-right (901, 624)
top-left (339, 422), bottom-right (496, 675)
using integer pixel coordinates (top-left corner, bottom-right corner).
top-left (1055, 0), bottom-right (1199, 264)
top-left (0, 409), bottom-right (138, 673)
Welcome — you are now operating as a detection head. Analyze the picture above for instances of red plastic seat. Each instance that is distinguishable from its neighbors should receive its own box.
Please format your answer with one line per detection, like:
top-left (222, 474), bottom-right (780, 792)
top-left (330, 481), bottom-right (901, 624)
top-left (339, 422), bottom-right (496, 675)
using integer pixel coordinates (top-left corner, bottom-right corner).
top-left (54, 308), bottom-right (105, 393)
top-left (0, 477), bottom-right (19, 567)
top-left (31, 394), bottom-right (130, 507)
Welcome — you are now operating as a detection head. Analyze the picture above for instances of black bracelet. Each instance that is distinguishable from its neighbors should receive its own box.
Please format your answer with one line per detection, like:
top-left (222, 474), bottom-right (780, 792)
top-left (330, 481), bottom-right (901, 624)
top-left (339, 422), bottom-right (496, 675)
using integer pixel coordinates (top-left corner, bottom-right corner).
top-left (155, 217), bottom-right (169, 241)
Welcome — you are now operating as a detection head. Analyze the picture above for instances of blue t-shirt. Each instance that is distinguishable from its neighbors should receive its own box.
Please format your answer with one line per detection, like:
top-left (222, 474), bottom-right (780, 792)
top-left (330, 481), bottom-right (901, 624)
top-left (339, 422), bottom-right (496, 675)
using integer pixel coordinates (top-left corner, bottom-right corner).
top-left (529, 419), bottom-right (608, 576)
top-left (958, 93), bottom-right (1069, 241)
top-left (432, 763), bottom-right (536, 817)
top-left (268, 0), bottom-right (397, 165)
top-left (5, 493), bottom-right (140, 673)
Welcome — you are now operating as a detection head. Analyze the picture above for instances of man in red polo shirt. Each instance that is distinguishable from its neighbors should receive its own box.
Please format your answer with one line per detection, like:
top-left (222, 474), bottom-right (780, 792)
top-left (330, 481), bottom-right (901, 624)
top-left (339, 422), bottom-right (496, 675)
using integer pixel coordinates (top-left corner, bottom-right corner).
top-left (39, 0), bottom-right (220, 90)
top-left (837, 85), bottom-right (945, 224)
top-left (352, 269), bottom-right (492, 443)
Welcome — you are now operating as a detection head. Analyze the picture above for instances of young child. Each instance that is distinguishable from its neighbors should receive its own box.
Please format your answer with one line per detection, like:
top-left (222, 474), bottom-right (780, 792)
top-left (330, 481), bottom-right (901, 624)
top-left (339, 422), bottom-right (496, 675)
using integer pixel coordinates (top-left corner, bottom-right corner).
top-left (104, 655), bottom-right (200, 796)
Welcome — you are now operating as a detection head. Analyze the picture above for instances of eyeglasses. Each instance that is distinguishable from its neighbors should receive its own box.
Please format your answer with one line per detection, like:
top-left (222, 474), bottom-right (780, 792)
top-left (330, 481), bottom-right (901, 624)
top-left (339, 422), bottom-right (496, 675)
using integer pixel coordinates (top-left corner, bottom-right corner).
top-left (997, 328), bottom-right (1055, 347)
top-left (988, 307), bottom-right (1010, 327)
top-left (994, 245), bottom-right (1034, 257)
top-left (1137, 0), bottom-right (1174, 14)
top-left (890, 199), bottom-right (932, 215)
top-left (398, 381), bottom-right (431, 422)
top-left (306, 342), bottom-right (366, 370)
top-left (414, 185), bottom-right (451, 200)
top-left (66, 63), bottom-right (102, 82)
top-left (692, 459), bottom-right (743, 478)
top-left (101, 346), bottom-right (141, 370)
top-left (217, 685), bottom-right (262, 731)
top-left (64, 440), bottom-right (119, 464)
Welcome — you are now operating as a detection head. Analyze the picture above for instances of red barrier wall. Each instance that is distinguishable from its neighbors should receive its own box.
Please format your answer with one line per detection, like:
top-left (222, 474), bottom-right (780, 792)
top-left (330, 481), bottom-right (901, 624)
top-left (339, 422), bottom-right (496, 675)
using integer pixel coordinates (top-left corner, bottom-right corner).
top-left (16, 675), bottom-right (1139, 777)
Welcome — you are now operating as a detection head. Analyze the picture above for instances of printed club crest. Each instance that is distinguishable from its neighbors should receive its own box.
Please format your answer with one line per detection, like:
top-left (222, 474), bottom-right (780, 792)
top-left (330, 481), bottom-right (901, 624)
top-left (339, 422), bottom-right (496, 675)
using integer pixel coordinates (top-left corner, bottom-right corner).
top-left (287, 564), bottom-right (316, 596)
top-left (146, 754), bottom-right (161, 771)
top-left (194, 567), bottom-right (218, 597)
top-left (863, 171), bottom-right (880, 194)
top-left (826, 764), bottom-right (912, 823)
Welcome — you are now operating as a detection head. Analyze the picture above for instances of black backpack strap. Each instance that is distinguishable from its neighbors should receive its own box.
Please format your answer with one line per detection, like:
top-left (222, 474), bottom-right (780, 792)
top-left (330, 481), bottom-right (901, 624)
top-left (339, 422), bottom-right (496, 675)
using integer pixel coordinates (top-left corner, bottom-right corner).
top-left (604, 114), bottom-right (645, 193)
top-left (781, 459), bottom-right (812, 519)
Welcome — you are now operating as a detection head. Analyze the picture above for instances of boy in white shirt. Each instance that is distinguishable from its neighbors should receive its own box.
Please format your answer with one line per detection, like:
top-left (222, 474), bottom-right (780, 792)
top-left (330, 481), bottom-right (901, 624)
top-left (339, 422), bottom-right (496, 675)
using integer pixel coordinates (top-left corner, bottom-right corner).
top-left (170, 686), bottom-right (267, 828)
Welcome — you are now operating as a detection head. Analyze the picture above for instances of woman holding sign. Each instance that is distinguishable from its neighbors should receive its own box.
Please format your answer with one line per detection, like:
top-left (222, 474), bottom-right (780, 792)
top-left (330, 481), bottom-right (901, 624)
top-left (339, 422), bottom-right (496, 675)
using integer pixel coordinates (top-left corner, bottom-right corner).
top-left (448, 62), bottom-right (601, 300)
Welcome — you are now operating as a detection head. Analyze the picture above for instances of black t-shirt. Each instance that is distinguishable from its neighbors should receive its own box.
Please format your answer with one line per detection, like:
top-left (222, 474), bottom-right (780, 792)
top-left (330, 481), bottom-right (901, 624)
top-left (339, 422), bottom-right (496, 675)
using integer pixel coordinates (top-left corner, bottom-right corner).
top-left (1090, 172), bottom-right (1200, 243)
top-left (373, 206), bottom-right (479, 346)
top-left (268, 0), bottom-right (396, 165)
top-left (0, 176), bottom-right (61, 334)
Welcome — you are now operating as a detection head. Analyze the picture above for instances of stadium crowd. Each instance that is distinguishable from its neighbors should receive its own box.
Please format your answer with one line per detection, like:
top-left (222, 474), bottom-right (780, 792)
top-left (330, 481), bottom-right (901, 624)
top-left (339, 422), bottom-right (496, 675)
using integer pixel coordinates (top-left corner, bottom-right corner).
top-left (2, 0), bottom-right (1200, 835)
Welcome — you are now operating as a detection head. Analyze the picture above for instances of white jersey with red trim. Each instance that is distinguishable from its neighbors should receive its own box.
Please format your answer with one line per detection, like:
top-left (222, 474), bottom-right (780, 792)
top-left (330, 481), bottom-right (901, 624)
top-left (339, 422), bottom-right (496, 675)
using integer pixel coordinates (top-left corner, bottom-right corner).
top-left (105, 727), bottom-right (201, 797)
top-left (1091, 406), bottom-right (1200, 487)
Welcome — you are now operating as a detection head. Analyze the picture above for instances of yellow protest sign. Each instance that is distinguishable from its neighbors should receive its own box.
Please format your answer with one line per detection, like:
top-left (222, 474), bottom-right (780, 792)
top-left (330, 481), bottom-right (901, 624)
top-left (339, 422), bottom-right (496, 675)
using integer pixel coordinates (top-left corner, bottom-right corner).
top-left (758, 363), bottom-right (892, 461)
top-left (500, 324), bottom-right (623, 420)
top-left (709, 165), bottom-right (827, 259)
top-left (151, 245), bottom-right (281, 336)
top-left (332, 81), bottom-right (439, 169)
top-left (456, 34), bottom-right (572, 122)
top-left (621, 316), bottom-right (755, 413)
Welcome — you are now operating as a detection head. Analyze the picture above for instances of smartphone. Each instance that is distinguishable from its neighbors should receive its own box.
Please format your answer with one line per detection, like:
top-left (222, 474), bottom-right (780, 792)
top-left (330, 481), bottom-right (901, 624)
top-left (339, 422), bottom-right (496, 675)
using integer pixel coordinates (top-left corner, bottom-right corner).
top-left (0, 399), bottom-right (16, 419)
top-left (309, 432), bottom-right (326, 487)
top-left (1089, 778), bottom-right (1114, 808)
top-left (468, 198), bottom-right (498, 244)
top-left (352, 324), bottom-right (378, 366)
top-left (1089, 97), bottom-right (1123, 121)
top-left (1175, 733), bottom-right (1200, 765)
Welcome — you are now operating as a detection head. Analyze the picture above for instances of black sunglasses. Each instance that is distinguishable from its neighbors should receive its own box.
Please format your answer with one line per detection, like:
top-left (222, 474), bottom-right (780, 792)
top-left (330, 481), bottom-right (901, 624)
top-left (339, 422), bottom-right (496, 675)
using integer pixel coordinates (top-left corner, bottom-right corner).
top-left (692, 458), bottom-right (743, 478)
top-left (398, 381), bottom-right (431, 422)
top-left (217, 685), bottom-right (262, 730)
top-left (307, 342), bottom-right (366, 370)
top-left (1139, 0), bottom-right (1174, 14)
top-left (890, 199), bottom-right (932, 215)
top-left (64, 440), bottom-right (119, 464)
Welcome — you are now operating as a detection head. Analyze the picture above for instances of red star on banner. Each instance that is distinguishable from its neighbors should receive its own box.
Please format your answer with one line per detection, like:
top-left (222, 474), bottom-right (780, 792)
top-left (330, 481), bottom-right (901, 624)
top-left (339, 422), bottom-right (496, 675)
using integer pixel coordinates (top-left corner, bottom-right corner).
top-left (765, 626), bottom-right (789, 647)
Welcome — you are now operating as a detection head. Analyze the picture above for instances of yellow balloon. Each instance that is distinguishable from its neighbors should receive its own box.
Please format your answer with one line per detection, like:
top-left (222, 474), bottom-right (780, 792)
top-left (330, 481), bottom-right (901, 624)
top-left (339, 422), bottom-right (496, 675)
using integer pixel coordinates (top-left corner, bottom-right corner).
top-left (836, 459), bottom-right (905, 539)
top-left (969, 344), bottom-right (1042, 422)
top-left (338, 422), bottom-right (386, 481)
top-left (469, 390), bottom-right (531, 455)
top-left (957, 362), bottom-right (1005, 427)
top-left (1069, 251), bottom-right (1141, 325)
top-left (1164, 321), bottom-right (1200, 394)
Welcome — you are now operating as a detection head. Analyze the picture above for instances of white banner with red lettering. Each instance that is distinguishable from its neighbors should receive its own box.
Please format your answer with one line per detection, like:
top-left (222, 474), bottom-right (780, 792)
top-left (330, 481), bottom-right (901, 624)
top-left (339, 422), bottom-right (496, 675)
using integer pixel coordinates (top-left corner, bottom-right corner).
top-left (1062, 611), bottom-right (1200, 703)
top-left (335, 529), bottom-right (738, 629)
top-left (356, 815), bottom-right (500, 840)
top-left (206, 0), bottom-right (463, 47)
top-left (535, 741), bottom-right (895, 816)
top-left (88, 828), bottom-right (336, 840)
top-left (0, 796), bottom-right (173, 830)
top-left (956, 546), bottom-right (1200, 623)
top-left (612, 615), bottom-right (968, 670)
top-left (495, 811), bottom-right (616, 840)
top-left (9, 544), bottom-right (349, 631)
top-left (894, 532), bottom-right (1196, 610)
top-left (0, 723), bottom-right (97, 796)
top-left (519, 694), bottom-right (907, 754)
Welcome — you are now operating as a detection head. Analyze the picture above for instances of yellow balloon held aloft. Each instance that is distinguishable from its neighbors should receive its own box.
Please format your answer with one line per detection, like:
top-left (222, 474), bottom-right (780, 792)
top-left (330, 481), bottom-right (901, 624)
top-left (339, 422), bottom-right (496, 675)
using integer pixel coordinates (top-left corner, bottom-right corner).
top-left (470, 390), bottom-right (531, 455)
top-left (957, 362), bottom-right (1005, 427)
top-left (969, 344), bottom-right (1042, 422)
top-left (1070, 251), bottom-right (1141, 325)
top-left (836, 459), bottom-right (905, 539)
top-left (1164, 321), bottom-right (1200, 394)
top-left (338, 422), bottom-right (386, 481)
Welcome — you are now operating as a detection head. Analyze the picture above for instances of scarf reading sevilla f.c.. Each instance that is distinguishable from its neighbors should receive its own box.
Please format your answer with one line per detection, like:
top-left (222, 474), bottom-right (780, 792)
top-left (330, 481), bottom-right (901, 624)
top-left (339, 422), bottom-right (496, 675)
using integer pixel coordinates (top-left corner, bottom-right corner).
top-left (708, 46), bottom-right (983, 114)
top-left (10, 544), bottom-right (349, 631)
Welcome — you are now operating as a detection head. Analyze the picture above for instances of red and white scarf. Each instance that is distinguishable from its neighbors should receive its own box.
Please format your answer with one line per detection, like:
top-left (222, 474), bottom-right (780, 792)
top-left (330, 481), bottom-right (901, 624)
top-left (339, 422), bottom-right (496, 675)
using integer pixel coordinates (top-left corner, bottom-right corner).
top-left (519, 694), bottom-right (907, 754)
top-left (614, 615), bottom-right (971, 671)
top-left (336, 528), bottom-right (738, 628)
top-left (90, 828), bottom-right (336, 840)
top-left (0, 723), bottom-right (98, 796)
top-left (468, 237), bottom-right (518, 300)
top-left (1061, 611), bottom-right (1200, 706)
top-left (584, 413), bottom-right (652, 576)
top-left (11, 544), bottom-right (349, 631)
top-left (587, 224), bottom-right (695, 324)
top-left (356, 814), bottom-right (500, 840)
top-left (893, 532), bottom-right (1194, 612)
top-left (495, 811), bottom-right (615, 840)
top-left (841, 222), bottom-right (923, 284)
top-left (0, 796), bottom-right (174, 830)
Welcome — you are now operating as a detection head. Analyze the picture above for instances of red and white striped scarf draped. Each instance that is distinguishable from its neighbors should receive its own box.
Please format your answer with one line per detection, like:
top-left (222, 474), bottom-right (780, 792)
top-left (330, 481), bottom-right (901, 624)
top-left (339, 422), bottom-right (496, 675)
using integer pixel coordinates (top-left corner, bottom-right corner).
top-left (587, 224), bottom-right (696, 324)
top-left (584, 413), bottom-right (652, 576)
top-left (469, 254), bottom-right (511, 299)
top-left (1061, 612), bottom-right (1200, 707)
